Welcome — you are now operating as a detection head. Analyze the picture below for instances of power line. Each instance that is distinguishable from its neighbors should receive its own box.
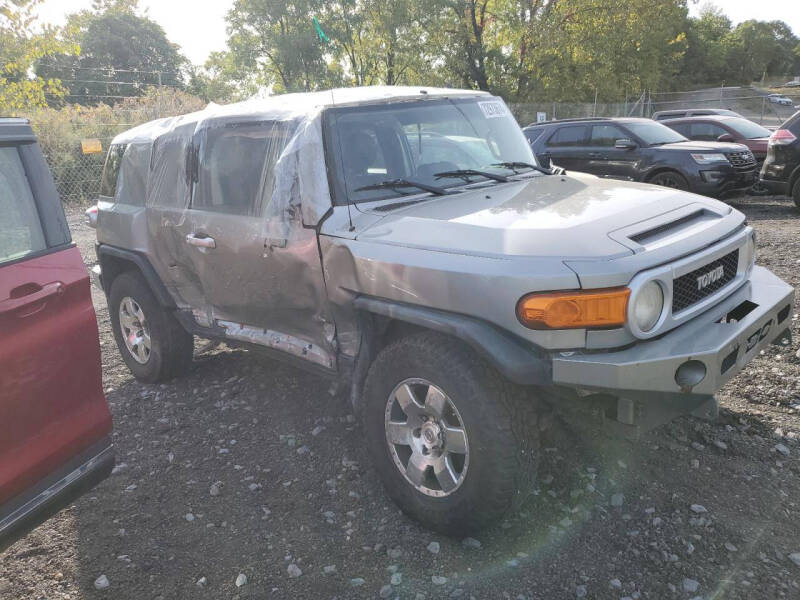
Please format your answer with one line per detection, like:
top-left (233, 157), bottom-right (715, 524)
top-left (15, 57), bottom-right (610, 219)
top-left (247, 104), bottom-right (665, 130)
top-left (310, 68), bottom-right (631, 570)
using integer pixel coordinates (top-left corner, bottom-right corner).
top-left (37, 62), bottom-right (181, 76)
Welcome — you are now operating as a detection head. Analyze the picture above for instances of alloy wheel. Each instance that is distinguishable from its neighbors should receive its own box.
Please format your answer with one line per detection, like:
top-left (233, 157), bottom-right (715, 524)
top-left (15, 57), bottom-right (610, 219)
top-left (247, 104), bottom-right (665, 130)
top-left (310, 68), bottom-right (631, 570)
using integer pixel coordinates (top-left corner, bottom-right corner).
top-left (384, 378), bottom-right (469, 497)
top-left (119, 296), bottom-right (151, 364)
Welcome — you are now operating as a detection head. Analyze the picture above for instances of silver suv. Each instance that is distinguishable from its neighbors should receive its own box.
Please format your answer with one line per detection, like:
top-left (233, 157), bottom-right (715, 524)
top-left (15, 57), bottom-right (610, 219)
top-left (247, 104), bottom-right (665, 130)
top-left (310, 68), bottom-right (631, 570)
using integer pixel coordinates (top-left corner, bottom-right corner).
top-left (90, 86), bottom-right (794, 534)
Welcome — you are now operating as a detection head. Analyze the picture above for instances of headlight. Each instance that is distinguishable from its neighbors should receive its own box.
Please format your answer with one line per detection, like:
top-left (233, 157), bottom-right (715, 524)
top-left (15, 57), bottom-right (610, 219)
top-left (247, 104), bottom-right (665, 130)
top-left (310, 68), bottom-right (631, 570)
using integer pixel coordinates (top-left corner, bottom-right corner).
top-left (632, 281), bottom-right (664, 332)
top-left (690, 153), bottom-right (728, 165)
top-left (740, 232), bottom-right (756, 271)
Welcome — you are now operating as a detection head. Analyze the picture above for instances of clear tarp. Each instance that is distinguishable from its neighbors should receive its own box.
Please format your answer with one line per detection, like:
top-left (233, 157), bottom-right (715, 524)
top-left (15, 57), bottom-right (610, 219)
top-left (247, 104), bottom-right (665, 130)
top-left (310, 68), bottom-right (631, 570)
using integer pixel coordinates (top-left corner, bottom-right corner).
top-left (109, 86), bottom-right (483, 239)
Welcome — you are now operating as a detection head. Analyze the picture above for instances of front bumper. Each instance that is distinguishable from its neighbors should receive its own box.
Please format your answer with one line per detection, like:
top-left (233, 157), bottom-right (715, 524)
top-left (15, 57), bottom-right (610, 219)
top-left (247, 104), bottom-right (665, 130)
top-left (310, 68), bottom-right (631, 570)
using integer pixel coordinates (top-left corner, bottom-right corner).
top-left (552, 266), bottom-right (794, 397)
top-left (693, 167), bottom-right (758, 198)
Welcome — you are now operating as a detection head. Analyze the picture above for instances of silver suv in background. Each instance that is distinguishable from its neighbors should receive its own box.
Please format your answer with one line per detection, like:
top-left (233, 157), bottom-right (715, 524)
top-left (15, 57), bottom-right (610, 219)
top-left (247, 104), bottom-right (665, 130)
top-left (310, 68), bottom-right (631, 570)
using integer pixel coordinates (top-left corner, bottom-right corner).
top-left (89, 87), bottom-right (794, 534)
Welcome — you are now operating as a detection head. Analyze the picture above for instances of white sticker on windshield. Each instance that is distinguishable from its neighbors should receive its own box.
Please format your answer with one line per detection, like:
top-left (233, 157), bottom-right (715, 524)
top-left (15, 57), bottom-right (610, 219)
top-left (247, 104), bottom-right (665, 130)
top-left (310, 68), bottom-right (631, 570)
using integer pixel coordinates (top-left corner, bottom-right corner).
top-left (478, 101), bottom-right (508, 119)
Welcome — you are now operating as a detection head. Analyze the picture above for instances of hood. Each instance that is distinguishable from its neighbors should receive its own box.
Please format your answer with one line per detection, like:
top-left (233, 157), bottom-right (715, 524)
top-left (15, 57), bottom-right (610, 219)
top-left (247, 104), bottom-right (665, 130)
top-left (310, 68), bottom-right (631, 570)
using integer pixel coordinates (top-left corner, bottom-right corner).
top-left (355, 173), bottom-right (734, 260)
top-left (657, 140), bottom-right (749, 153)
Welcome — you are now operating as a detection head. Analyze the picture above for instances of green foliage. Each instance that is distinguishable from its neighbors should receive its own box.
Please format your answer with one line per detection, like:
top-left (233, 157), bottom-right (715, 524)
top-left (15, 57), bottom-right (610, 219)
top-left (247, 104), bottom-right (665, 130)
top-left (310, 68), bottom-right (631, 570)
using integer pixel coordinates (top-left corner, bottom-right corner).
top-left (211, 0), bottom-right (798, 103)
top-left (35, 0), bottom-right (187, 105)
top-left (24, 87), bottom-right (205, 204)
top-left (0, 0), bottom-right (77, 111)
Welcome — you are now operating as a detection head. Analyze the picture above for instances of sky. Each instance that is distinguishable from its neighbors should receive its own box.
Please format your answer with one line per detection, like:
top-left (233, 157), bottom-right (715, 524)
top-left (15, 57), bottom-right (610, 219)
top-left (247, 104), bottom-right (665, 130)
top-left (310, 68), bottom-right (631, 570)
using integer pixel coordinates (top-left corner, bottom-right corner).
top-left (35, 0), bottom-right (800, 67)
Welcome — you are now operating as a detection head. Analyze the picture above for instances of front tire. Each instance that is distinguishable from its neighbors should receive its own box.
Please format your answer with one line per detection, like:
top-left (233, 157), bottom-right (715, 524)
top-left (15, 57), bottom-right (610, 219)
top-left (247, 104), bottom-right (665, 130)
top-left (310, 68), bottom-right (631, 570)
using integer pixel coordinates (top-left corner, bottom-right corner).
top-left (361, 332), bottom-right (539, 535)
top-left (109, 271), bottom-right (193, 383)
top-left (649, 170), bottom-right (689, 191)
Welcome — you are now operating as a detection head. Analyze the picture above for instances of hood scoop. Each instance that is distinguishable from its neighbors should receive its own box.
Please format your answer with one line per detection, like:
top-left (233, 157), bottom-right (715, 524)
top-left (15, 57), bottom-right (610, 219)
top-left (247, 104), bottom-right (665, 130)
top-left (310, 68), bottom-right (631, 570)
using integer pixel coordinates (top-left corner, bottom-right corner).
top-left (611, 204), bottom-right (728, 253)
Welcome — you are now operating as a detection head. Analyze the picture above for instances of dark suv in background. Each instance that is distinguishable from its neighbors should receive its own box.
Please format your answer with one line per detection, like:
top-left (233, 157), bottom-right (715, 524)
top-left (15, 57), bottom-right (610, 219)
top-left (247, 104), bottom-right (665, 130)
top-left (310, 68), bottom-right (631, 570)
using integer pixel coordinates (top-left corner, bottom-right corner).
top-left (760, 111), bottom-right (800, 209)
top-left (523, 117), bottom-right (758, 198)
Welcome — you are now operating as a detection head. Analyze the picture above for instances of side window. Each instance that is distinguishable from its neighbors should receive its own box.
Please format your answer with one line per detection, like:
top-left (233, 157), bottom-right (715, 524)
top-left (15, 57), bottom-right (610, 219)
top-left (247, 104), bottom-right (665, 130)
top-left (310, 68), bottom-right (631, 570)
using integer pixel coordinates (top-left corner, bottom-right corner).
top-left (689, 122), bottom-right (728, 141)
top-left (148, 130), bottom-right (191, 209)
top-left (668, 123), bottom-right (690, 137)
top-left (99, 143), bottom-right (126, 198)
top-left (115, 143), bottom-right (150, 206)
top-left (547, 125), bottom-right (587, 147)
top-left (589, 124), bottom-right (629, 147)
top-left (524, 129), bottom-right (543, 144)
top-left (0, 146), bottom-right (46, 264)
top-left (193, 122), bottom-right (292, 216)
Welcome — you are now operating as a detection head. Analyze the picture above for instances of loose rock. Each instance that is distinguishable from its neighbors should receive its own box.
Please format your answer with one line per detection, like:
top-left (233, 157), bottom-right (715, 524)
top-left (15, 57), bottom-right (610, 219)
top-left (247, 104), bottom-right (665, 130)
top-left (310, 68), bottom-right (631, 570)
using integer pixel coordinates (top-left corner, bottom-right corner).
top-left (432, 575), bottom-right (448, 585)
top-left (690, 504), bottom-right (707, 513)
top-left (427, 541), bottom-right (440, 554)
top-left (610, 493), bottom-right (624, 507)
top-left (94, 575), bottom-right (110, 590)
top-left (682, 578), bottom-right (700, 593)
top-left (287, 564), bottom-right (302, 578)
top-left (235, 573), bottom-right (247, 587)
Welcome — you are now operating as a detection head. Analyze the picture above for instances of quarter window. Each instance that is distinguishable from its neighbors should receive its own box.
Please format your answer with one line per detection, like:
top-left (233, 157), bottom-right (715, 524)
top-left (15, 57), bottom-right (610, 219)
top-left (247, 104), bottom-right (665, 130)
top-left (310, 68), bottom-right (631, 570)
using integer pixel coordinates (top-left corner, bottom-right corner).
top-left (547, 125), bottom-right (587, 147)
top-left (100, 143), bottom-right (125, 198)
top-left (0, 146), bottom-right (46, 264)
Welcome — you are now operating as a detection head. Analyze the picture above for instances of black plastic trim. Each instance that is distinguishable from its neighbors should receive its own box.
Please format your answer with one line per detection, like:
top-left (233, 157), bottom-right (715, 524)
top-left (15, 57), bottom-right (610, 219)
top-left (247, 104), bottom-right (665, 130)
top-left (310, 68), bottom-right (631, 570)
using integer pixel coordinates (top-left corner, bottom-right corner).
top-left (353, 296), bottom-right (552, 385)
top-left (97, 245), bottom-right (176, 308)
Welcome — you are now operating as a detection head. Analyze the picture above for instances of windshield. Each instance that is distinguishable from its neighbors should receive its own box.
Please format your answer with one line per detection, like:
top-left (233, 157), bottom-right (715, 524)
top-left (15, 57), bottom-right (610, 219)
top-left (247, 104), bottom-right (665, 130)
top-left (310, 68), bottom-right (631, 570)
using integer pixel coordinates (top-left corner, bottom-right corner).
top-left (625, 121), bottom-right (687, 146)
top-left (329, 96), bottom-right (536, 204)
top-left (725, 118), bottom-right (771, 139)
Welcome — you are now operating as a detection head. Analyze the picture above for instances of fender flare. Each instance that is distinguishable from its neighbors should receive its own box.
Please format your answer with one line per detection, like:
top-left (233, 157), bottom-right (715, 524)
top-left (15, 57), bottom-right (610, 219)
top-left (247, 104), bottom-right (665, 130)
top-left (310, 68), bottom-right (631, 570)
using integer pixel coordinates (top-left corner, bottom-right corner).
top-left (353, 296), bottom-right (552, 386)
top-left (97, 245), bottom-right (176, 308)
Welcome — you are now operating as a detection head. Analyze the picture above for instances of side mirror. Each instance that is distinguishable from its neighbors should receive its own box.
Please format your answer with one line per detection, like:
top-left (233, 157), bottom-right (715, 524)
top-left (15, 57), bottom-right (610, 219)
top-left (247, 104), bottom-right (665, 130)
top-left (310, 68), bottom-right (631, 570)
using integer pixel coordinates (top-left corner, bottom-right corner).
top-left (717, 133), bottom-right (735, 143)
top-left (615, 138), bottom-right (636, 150)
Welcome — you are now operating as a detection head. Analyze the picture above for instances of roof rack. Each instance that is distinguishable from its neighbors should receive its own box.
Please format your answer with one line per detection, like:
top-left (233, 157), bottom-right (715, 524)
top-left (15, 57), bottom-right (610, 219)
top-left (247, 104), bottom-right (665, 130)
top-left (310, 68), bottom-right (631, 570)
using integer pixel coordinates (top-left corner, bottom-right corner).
top-left (524, 117), bottom-right (612, 127)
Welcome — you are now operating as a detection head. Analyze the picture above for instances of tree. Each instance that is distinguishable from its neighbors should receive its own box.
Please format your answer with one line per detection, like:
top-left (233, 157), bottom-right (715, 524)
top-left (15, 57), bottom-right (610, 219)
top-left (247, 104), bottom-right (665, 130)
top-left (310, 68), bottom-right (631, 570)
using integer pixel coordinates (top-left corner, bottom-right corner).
top-left (36, 0), bottom-right (187, 104)
top-left (0, 0), bottom-right (76, 111)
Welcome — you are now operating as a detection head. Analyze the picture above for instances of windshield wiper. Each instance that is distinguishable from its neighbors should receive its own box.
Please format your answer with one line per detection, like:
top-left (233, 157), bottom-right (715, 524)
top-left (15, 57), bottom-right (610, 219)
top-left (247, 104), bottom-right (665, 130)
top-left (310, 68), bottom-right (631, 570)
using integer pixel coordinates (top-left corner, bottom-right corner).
top-left (434, 169), bottom-right (509, 183)
top-left (490, 161), bottom-right (557, 176)
top-left (354, 178), bottom-right (451, 196)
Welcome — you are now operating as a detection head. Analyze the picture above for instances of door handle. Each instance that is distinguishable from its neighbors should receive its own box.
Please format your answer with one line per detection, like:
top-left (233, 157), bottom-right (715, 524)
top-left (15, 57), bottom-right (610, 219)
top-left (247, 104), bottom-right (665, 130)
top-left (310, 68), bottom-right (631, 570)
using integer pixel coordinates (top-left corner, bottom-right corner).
top-left (588, 152), bottom-right (605, 159)
top-left (0, 282), bottom-right (64, 316)
top-left (186, 233), bottom-right (216, 249)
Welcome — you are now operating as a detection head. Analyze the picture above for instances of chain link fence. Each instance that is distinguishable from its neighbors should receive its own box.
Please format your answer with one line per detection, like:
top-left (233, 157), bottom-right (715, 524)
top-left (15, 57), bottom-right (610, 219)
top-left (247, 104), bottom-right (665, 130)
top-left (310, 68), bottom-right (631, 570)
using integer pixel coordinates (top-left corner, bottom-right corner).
top-left (19, 81), bottom-right (800, 206)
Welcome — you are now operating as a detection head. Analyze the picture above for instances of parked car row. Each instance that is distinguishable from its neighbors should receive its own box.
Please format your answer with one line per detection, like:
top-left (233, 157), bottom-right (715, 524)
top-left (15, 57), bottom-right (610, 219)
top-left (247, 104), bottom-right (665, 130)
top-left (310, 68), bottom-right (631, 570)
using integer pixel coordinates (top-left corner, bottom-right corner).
top-left (523, 109), bottom-right (800, 209)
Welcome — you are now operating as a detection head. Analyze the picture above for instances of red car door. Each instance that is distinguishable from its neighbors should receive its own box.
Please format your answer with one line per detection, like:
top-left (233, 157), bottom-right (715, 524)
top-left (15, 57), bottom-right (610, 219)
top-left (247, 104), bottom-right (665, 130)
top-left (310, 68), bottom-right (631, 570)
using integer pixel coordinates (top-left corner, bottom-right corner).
top-left (0, 119), bottom-right (113, 551)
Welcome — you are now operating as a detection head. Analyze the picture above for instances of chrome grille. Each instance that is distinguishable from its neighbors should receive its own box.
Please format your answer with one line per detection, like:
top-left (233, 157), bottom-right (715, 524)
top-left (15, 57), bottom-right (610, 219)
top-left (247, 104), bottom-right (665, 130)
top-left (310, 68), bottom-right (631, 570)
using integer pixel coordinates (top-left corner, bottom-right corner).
top-left (725, 150), bottom-right (756, 171)
top-left (672, 249), bottom-right (739, 313)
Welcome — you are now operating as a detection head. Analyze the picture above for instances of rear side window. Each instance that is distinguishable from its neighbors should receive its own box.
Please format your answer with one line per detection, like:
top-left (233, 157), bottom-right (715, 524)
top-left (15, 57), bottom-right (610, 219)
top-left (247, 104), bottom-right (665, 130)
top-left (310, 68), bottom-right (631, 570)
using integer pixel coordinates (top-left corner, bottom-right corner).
top-left (689, 122), bottom-right (728, 141)
top-left (100, 143), bottom-right (125, 198)
top-left (547, 125), bottom-right (587, 147)
top-left (0, 146), bottom-right (46, 264)
top-left (655, 112), bottom-right (683, 120)
top-left (667, 123), bottom-right (691, 137)
top-left (193, 122), bottom-right (293, 217)
top-left (148, 126), bottom-right (192, 209)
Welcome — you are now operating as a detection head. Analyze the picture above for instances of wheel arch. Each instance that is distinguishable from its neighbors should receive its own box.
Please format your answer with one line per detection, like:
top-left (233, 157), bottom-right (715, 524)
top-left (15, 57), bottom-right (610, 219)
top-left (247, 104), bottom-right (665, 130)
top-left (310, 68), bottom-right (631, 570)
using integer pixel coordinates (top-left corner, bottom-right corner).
top-left (348, 296), bottom-right (552, 411)
top-left (644, 166), bottom-right (687, 184)
top-left (97, 245), bottom-right (176, 308)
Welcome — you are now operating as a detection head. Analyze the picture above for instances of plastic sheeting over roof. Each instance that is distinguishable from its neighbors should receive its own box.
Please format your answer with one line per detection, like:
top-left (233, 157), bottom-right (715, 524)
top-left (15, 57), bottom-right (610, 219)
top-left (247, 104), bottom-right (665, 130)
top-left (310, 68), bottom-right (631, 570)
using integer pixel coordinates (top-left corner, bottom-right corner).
top-left (110, 86), bottom-right (488, 236)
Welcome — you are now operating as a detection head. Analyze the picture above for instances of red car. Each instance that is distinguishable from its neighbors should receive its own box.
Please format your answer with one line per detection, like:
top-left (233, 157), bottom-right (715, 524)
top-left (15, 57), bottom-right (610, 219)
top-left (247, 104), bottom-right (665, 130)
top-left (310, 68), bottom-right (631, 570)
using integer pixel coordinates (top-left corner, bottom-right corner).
top-left (661, 115), bottom-right (772, 165)
top-left (0, 118), bottom-right (113, 551)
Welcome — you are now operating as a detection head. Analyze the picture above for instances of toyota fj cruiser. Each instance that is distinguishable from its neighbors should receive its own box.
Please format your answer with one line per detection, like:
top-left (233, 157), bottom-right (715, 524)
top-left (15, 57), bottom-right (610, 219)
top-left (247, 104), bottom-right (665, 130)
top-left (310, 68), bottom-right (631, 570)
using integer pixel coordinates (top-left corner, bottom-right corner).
top-left (90, 87), bottom-right (794, 534)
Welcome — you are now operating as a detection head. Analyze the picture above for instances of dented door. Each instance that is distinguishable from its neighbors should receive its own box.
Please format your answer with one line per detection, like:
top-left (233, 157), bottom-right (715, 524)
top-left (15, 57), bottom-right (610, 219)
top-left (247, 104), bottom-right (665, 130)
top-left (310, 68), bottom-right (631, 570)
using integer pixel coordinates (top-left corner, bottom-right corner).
top-left (181, 120), bottom-right (336, 370)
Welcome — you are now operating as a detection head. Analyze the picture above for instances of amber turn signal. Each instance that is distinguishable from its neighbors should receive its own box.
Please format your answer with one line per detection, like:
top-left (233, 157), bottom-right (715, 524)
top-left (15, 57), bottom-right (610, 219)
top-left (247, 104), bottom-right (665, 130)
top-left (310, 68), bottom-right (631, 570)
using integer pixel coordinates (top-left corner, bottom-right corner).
top-left (516, 288), bottom-right (630, 330)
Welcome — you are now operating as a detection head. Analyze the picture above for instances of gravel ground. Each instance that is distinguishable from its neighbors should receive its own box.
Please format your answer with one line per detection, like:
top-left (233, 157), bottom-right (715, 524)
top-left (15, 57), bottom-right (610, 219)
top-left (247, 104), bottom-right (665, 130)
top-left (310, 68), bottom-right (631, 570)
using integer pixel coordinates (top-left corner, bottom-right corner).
top-left (2, 195), bottom-right (800, 600)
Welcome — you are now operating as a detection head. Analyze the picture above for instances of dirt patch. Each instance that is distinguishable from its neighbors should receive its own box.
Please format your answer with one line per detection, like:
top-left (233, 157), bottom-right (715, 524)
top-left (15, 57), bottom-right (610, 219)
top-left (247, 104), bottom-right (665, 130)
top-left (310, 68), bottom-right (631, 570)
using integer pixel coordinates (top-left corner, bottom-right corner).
top-left (2, 196), bottom-right (800, 600)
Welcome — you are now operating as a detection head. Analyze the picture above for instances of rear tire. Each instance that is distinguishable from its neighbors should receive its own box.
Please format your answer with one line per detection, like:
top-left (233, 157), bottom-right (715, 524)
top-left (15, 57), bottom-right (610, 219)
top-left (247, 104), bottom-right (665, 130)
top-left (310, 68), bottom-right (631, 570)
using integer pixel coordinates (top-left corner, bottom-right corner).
top-left (109, 271), bottom-right (193, 383)
top-left (361, 332), bottom-right (539, 535)
top-left (648, 170), bottom-right (689, 191)
top-left (792, 179), bottom-right (800, 211)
